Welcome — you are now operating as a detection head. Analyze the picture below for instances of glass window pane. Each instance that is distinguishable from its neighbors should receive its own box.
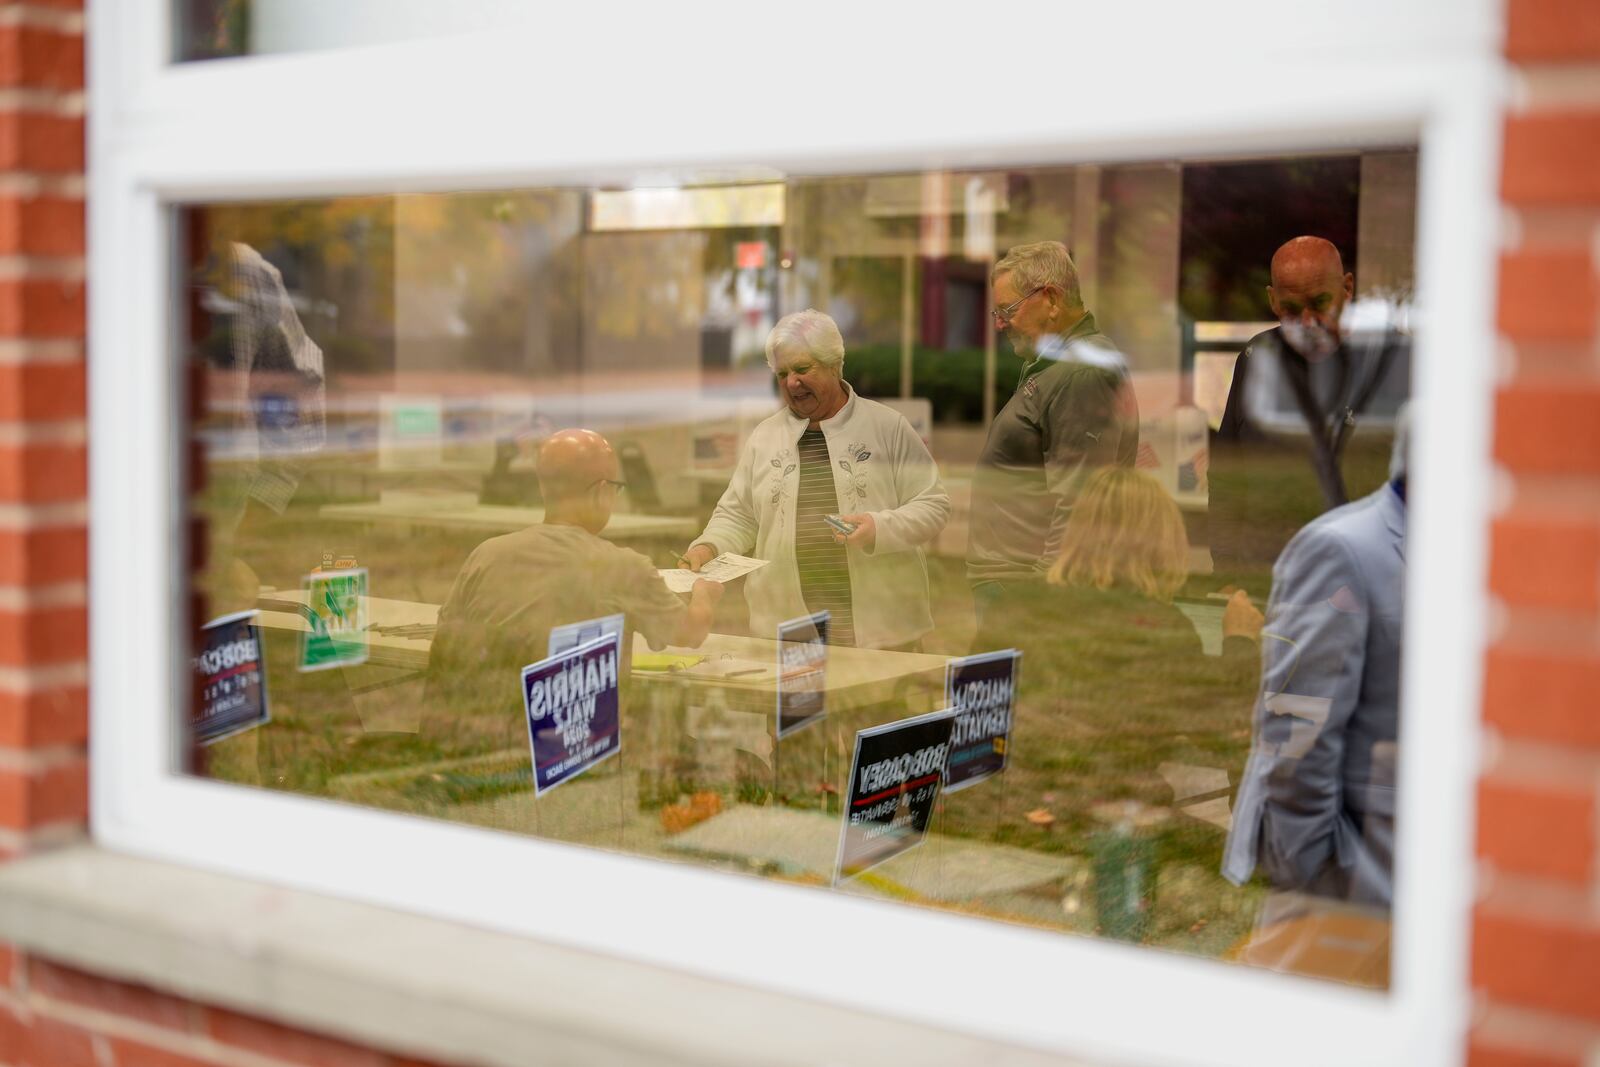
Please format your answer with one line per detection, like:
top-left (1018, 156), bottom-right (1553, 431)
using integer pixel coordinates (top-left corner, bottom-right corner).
top-left (181, 150), bottom-right (1415, 988)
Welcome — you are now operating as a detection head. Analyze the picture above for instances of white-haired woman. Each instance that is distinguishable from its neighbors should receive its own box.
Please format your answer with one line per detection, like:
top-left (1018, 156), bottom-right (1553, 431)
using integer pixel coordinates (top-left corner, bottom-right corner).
top-left (680, 309), bottom-right (950, 650)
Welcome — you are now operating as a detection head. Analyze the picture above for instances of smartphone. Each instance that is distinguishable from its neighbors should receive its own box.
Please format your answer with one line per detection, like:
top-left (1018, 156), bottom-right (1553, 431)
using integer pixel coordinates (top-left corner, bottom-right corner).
top-left (824, 514), bottom-right (858, 536)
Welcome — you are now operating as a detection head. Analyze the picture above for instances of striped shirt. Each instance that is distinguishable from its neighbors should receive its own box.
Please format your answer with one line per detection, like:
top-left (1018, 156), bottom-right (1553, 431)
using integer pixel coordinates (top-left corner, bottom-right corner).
top-left (792, 428), bottom-right (855, 647)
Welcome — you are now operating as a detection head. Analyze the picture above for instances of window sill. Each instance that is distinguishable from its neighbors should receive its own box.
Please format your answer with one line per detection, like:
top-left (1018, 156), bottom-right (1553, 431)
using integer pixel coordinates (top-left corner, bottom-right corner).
top-left (0, 845), bottom-right (1091, 1067)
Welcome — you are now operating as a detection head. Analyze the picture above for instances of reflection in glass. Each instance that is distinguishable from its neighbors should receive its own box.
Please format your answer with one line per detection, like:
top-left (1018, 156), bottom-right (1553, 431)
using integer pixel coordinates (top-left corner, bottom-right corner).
top-left (182, 152), bottom-right (1415, 989)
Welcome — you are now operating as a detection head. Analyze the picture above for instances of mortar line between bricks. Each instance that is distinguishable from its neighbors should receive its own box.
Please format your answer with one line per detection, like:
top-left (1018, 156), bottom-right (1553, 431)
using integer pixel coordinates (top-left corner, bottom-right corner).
top-left (1473, 997), bottom-right (1600, 1047)
top-left (0, 744), bottom-right (84, 774)
top-left (0, 500), bottom-right (87, 527)
top-left (1489, 734), bottom-right (1600, 778)
top-left (0, 661), bottom-right (88, 689)
top-left (0, 420), bottom-right (87, 445)
top-left (0, 174), bottom-right (85, 198)
top-left (0, 89), bottom-right (85, 116)
top-left (0, 341), bottom-right (80, 365)
top-left (0, 7), bottom-right (85, 34)
top-left (0, 582), bottom-right (86, 610)
top-left (1474, 862), bottom-right (1600, 919)
top-left (0, 256), bottom-right (85, 280)
top-left (1511, 64), bottom-right (1600, 110)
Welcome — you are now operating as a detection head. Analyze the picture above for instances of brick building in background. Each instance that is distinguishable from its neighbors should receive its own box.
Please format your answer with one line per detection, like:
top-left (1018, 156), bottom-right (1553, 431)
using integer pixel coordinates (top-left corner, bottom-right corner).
top-left (0, 1), bottom-right (1594, 1065)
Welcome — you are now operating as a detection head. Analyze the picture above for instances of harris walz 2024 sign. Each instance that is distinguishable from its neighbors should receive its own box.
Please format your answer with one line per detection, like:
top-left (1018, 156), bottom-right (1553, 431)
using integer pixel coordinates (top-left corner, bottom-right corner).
top-left (522, 631), bottom-right (622, 796)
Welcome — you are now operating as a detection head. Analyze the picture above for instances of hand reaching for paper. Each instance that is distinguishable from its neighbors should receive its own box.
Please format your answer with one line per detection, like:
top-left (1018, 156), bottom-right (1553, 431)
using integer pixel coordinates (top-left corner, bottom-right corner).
top-left (679, 543), bottom-right (718, 571)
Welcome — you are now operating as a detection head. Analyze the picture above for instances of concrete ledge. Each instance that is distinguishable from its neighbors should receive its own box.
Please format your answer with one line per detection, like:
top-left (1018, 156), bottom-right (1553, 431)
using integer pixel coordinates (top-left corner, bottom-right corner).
top-left (0, 846), bottom-right (1090, 1067)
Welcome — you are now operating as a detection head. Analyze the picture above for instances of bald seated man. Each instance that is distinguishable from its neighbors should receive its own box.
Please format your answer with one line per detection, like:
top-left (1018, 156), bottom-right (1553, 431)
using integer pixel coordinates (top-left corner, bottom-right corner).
top-left (425, 430), bottom-right (721, 748)
top-left (1208, 236), bottom-right (1410, 599)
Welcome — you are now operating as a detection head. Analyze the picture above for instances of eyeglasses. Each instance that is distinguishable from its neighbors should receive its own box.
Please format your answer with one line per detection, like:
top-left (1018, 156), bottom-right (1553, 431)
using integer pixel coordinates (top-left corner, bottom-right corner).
top-left (992, 286), bottom-right (1045, 327)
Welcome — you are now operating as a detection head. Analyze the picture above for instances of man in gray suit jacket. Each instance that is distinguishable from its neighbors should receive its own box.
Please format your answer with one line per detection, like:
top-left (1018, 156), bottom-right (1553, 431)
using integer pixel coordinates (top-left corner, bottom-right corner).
top-left (1222, 409), bottom-right (1408, 909)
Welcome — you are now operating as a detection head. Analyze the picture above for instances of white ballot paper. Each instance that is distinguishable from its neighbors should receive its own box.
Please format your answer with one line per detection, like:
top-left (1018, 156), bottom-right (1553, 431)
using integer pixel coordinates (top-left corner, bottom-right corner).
top-left (659, 553), bottom-right (769, 593)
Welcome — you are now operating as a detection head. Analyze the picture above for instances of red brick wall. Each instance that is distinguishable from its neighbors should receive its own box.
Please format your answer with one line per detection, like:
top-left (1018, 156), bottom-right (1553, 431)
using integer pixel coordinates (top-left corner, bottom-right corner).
top-left (0, 0), bottom-right (87, 859)
top-left (0, 951), bottom-right (454, 1067)
top-left (0, 3), bottom-right (458, 1065)
top-left (1471, 1), bottom-right (1600, 1064)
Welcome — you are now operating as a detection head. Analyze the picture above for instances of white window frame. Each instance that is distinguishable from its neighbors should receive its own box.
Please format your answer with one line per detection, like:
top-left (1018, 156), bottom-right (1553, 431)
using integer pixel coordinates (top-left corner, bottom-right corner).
top-left (88, 3), bottom-right (1504, 1065)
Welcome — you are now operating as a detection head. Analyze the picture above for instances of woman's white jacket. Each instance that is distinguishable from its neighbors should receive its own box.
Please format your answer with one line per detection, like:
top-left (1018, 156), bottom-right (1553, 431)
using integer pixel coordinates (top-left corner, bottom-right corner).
top-left (692, 387), bottom-right (950, 649)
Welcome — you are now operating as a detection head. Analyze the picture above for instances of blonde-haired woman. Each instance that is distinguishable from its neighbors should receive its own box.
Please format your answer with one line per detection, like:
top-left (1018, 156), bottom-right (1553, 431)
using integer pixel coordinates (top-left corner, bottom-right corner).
top-left (975, 467), bottom-right (1259, 857)
top-left (1048, 467), bottom-right (1190, 603)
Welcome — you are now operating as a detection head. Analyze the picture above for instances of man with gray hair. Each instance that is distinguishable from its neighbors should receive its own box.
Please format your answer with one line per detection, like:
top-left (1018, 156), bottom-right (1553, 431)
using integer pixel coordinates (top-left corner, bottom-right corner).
top-left (968, 240), bottom-right (1139, 642)
top-left (683, 309), bottom-right (949, 650)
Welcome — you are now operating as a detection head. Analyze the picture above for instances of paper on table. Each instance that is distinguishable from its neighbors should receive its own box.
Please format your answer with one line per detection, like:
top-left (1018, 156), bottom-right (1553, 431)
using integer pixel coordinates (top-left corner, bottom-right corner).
top-left (633, 652), bottom-right (708, 672)
top-left (659, 553), bottom-right (769, 593)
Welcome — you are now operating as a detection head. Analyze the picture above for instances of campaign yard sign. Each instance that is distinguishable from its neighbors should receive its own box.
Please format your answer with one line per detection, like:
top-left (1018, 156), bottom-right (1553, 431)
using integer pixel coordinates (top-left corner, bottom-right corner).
top-left (943, 649), bottom-right (1021, 792)
top-left (194, 611), bottom-right (270, 745)
top-left (776, 610), bottom-right (828, 738)
top-left (299, 567), bottom-right (369, 672)
top-left (835, 708), bottom-right (956, 883)
top-left (522, 631), bottom-right (622, 796)
top-left (548, 613), bottom-right (625, 657)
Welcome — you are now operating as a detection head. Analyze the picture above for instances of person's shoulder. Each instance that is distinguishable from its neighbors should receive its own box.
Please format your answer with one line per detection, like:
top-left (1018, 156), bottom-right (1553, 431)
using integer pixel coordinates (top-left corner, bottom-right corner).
top-left (744, 406), bottom-right (793, 443)
top-left (1043, 330), bottom-right (1124, 373)
top-left (1030, 583), bottom-right (1201, 653)
top-left (1227, 326), bottom-right (1281, 375)
top-left (1277, 486), bottom-right (1397, 581)
top-left (851, 392), bottom-right (891, 413)
top-left (439, 528), bottom-right (533, 612)
top-left (557, 531), bottom-right (659, 592)
top-left (1302, 485), bottom-right (1394, 541)
top-left (1087, 584), bottom-right (1191, 630)
top-left (594, 539), bottom-right (678, 607)
top-left (1213, 327), bottom-right (1282, 438)
top-left (1072, 329), bottom-right (1128, 368)
top-left (754, 402), bottom-right (790, 429)
top-left (458, 528), bottom-right (526, 567)
top-left (1242, 325), bottom-right (1282, 354)
top-left (580, 530), bottom-right (655, 568)
top-left (487, 523), bottom-right (622, 565)
top-left (1039, 335), bottom-right (1127, 394)
top-left (851, 393), bottom-right (892, 418)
